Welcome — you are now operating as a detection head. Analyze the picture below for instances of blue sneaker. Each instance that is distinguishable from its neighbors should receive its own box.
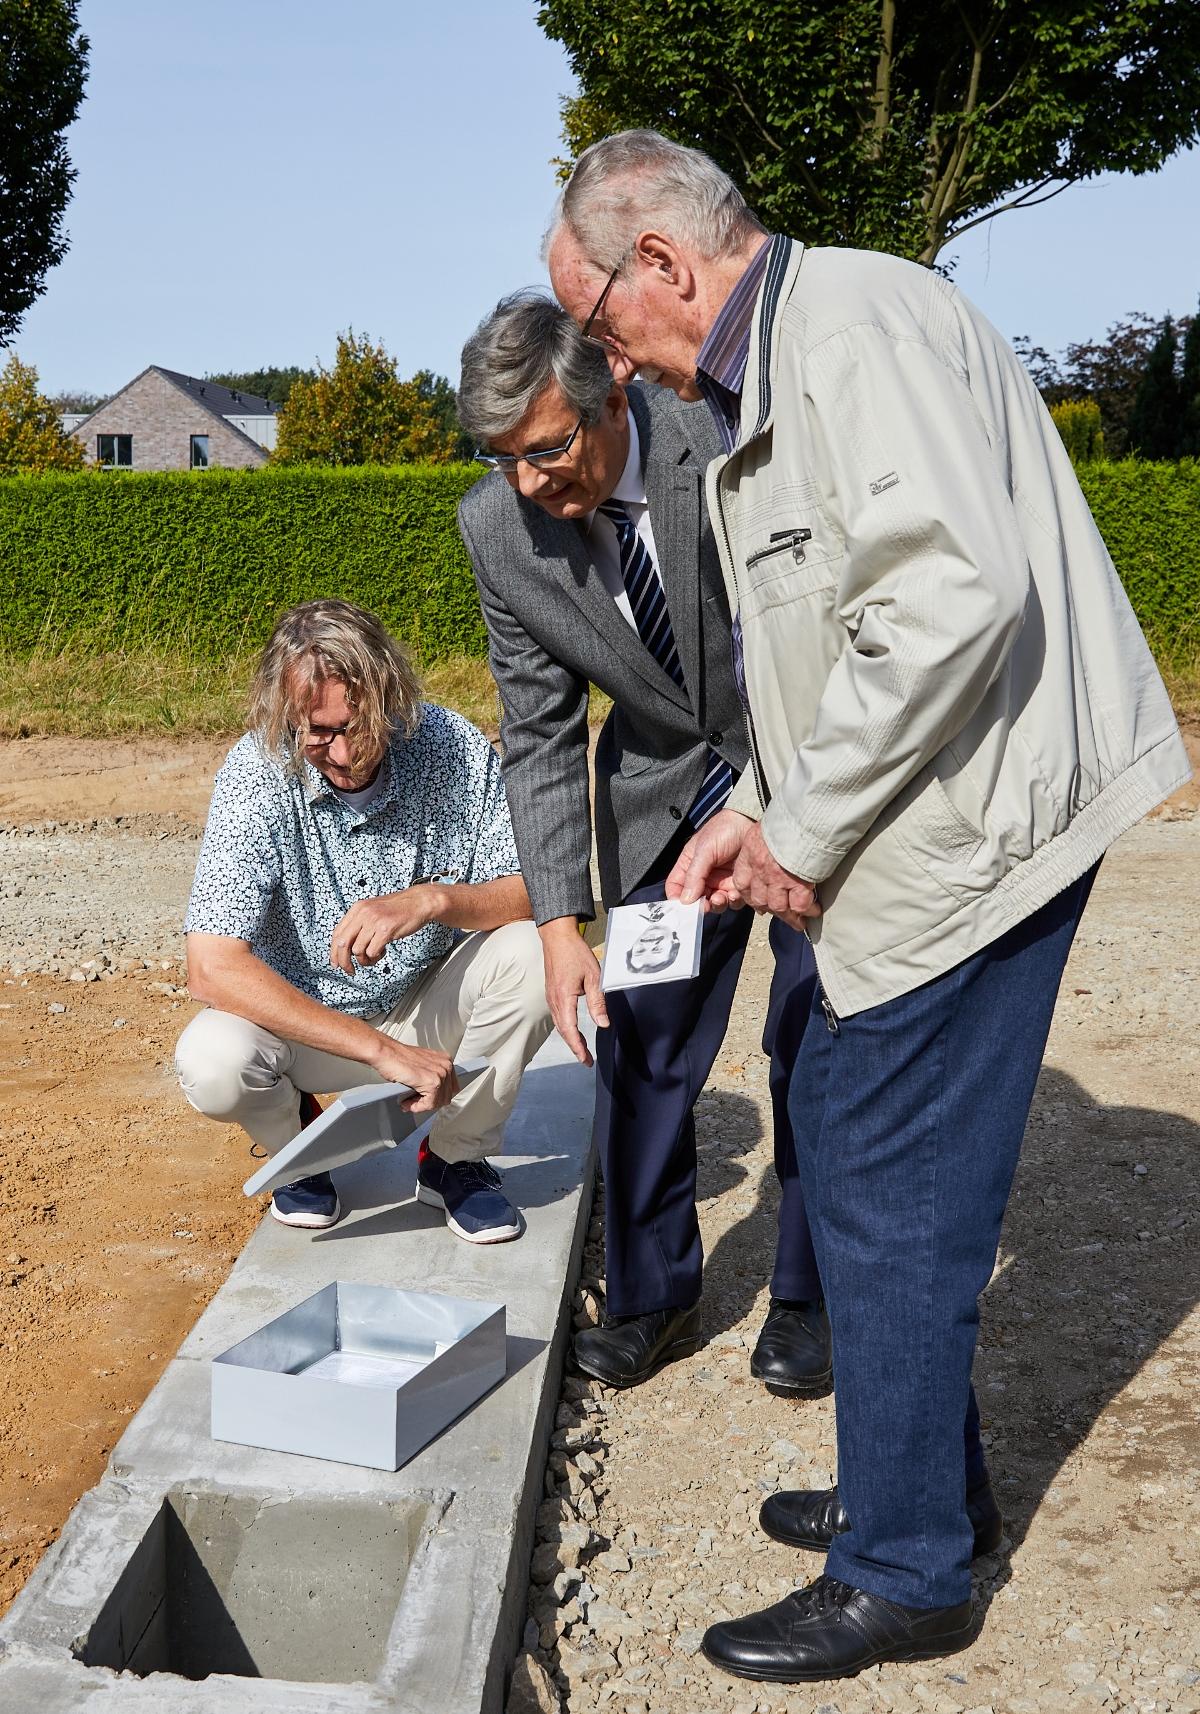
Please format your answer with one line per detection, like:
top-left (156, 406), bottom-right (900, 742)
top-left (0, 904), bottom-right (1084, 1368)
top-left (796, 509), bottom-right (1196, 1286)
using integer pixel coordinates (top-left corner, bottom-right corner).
top-left (270, 1171), bottom-right (341, 1230)
top-left (416, 1151), bottom-right (521, 1244)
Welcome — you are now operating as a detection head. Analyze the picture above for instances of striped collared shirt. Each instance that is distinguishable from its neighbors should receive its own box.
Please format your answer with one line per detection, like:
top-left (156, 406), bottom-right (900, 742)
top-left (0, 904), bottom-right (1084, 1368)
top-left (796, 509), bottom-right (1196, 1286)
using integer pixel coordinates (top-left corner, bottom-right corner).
top-left (695, 237), bottom-right (772, 452)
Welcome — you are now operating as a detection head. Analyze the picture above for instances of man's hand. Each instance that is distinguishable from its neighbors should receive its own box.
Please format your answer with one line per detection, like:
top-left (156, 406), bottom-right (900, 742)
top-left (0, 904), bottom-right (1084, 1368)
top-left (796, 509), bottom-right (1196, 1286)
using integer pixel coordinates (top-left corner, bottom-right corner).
top-left (667, 812), bottom-right (821, 932)
top-left (330, 888), bottom-right (443, 974)
top-left (367, 1034), bottom-right (459, 1114)
top-left (730, 822), bottom-right (821, 930)
top-left (665, 808), bottom-right (756, 912)
top-left (539, 917), bottom-right (609, 1068)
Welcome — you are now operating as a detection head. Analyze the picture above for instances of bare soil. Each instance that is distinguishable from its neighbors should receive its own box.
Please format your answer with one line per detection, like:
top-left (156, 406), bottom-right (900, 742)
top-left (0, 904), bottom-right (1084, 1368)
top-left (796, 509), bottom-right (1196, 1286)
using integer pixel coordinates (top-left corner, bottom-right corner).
top-left (0, 735), bottom-right (258, 1616)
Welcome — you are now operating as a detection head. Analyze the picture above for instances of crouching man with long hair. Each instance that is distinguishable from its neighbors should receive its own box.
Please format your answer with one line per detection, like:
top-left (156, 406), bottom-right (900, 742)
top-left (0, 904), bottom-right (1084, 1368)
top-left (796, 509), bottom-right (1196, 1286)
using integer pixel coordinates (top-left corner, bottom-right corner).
top-left (176, 598), bottom-right (553, 1243)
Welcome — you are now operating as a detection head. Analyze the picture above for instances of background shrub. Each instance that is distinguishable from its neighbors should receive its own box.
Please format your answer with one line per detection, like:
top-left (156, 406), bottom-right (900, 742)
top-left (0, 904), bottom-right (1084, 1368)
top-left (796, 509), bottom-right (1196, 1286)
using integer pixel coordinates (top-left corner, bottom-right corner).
top-left (1078, 458), bottom-right (1200, 666)
top-left (1051, 399), bottom-right (1105, 464)
top-left (0, 463), bottom-right (485, 661)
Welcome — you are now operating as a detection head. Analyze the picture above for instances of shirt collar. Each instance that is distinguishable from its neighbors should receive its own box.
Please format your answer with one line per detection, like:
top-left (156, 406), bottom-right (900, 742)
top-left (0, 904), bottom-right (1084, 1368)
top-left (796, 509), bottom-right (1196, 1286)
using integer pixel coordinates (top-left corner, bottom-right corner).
top-left (695, 236), bottom-right (772, 404)
top-left (302, 737), bottom-right (399, 817)
top-left (586, 410), bottom-right (644, 533)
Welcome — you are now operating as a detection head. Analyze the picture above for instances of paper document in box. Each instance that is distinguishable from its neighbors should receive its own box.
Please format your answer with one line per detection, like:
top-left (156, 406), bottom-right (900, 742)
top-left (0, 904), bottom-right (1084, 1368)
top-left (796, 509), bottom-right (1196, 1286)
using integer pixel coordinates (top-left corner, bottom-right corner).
top-left (600, 898), bottom-right (703, 992)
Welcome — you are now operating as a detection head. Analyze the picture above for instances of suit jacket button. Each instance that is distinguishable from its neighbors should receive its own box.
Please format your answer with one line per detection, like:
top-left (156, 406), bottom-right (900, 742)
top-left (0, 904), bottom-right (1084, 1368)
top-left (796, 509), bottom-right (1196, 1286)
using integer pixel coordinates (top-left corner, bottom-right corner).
top-left (708, 730), bottom-right (723, 746)
top-left (669, 805), bottom-right (682, 820)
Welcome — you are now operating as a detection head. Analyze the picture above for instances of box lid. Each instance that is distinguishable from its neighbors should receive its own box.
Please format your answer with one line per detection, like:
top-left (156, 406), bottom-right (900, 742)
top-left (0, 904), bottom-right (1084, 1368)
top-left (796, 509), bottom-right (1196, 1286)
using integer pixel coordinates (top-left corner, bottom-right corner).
top-left (242, 1062), bottom-right (487, 1196)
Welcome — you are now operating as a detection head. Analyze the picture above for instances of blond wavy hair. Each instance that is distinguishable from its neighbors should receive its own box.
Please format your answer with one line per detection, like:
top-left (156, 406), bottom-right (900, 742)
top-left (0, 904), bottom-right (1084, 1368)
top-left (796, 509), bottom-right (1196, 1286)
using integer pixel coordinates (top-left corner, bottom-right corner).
top-left (248, 600), bottom-right (422, 776)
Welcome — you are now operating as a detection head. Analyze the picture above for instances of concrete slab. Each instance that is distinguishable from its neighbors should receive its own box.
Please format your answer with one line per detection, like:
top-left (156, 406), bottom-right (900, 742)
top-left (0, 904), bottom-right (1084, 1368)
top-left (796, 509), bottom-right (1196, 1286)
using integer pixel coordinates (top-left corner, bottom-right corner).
top-left (0, 1032), bottom-right (595, 1714)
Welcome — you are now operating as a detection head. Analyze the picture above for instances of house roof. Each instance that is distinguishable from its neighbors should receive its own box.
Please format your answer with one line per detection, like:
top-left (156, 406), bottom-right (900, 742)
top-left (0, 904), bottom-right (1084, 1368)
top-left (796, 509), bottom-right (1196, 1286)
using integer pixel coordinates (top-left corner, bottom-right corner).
top-left (154, 368), bottom-right (277, 417)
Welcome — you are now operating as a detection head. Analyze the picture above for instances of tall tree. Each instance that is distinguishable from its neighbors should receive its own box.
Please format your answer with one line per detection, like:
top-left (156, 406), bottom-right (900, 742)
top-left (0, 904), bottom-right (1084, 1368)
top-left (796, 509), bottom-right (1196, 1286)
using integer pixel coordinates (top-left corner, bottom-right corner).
top-left (539, 1), bottom-right (1200, 264)
top-left (0, 0), bottom-right (89, 344)
top-left (1179, 302), bottom-right (1200, 460)
top-left (272, 332), bottom-right (461, 466)
top-left (1016, 312), bottom-right (1191, 458)
top-left (413, 369), bottom-right (474, 462)
top-left (1128, 320), bottom-right (1182, 459)
top-left (0, 352), bottom-right (85, 472)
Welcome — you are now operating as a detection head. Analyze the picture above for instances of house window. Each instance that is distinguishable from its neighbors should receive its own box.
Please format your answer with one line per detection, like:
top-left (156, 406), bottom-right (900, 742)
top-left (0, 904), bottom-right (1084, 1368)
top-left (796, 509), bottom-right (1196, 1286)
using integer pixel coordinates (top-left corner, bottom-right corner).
top-left (190, 434), bottom-right (210, 469)
top-left (97, 434), bottom-right (132, 468)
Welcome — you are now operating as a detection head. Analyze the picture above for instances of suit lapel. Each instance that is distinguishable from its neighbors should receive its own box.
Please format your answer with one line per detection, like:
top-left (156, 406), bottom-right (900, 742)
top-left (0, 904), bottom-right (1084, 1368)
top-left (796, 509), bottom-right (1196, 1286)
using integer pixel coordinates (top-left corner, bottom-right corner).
top-left (637, 388), bottom-right (712, 722)
top-left (530, 508), bottom-right (693, 711)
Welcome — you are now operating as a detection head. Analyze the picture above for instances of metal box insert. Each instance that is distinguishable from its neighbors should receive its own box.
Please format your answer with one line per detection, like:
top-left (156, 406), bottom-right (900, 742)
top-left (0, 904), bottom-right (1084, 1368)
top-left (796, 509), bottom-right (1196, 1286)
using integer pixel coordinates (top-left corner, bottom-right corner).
top-left (211, 1281), bottom-right (506, 1470)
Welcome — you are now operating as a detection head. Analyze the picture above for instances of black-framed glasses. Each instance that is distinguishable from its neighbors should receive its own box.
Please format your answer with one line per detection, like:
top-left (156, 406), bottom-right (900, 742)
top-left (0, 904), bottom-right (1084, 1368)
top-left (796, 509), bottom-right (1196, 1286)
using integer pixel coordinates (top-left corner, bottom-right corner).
top-left (475, 415), bottom-right (585, 472)
top-left (582, 260), bottom-right (623, 341)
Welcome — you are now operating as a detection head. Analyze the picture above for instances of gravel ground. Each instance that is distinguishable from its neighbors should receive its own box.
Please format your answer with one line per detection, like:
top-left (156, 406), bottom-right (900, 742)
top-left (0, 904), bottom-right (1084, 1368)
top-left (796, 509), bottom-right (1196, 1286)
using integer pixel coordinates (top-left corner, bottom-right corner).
top-left (0, 817), bottom-right (199, 978)
top-left (509, 817), bottom-right (1200, 1714)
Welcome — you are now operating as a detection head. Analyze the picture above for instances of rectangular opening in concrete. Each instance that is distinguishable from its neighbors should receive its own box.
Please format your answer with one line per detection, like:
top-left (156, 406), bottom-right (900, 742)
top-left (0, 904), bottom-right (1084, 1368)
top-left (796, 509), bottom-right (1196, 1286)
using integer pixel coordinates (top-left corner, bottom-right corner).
top-left (77, 1485), bottom-right (430, 1683)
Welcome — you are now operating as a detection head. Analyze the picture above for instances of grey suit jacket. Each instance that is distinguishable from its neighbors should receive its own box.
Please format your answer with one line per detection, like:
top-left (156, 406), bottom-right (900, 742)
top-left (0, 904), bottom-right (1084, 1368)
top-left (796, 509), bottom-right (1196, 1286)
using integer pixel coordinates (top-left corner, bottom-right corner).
top-left (457, 383), bottom-right (748, 924)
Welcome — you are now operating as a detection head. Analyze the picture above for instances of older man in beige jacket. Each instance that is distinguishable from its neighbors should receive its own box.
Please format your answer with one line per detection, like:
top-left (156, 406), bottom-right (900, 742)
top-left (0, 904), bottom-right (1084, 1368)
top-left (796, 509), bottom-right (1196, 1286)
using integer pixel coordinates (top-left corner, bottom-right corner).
top-left (548, 130), bottom-right (1189, 1685)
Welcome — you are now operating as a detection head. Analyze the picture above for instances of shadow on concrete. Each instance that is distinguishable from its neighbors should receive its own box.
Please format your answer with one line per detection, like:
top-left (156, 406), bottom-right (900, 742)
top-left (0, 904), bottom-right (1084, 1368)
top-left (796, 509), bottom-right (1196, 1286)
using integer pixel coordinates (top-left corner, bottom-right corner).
top-left (318, 1152), bottom-right (575, 1239)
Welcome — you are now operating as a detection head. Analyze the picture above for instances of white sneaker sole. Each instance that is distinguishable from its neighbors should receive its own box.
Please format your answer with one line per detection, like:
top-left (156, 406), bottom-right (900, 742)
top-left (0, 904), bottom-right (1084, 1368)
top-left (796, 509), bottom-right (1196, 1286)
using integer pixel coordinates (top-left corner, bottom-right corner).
top-left (416, 1183), bottom-right (521, 1244)
top-left (270, 1196), bottom-right (342, 1230)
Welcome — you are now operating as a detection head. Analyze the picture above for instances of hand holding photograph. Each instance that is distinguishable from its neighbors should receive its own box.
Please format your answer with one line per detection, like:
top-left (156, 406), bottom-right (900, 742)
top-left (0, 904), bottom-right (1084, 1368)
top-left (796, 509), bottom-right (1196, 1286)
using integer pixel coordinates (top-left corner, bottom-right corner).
top-left (600, 899), bottom-right (704, 992)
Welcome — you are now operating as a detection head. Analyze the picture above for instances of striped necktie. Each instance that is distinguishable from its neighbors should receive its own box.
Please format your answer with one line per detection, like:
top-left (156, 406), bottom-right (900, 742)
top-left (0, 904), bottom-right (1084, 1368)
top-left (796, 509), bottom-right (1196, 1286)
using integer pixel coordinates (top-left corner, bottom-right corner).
top-left (597, 500), bottom-right (733, 827)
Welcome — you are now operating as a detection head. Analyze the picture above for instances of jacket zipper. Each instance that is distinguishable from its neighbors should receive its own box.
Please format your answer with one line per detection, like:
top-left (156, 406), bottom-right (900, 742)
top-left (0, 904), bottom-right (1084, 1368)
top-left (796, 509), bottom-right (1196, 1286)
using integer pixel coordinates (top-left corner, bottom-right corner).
top-left (712, 469), bottom-right (770, 810)
top-left (745, 527), bottom-right (812, 570)
top-left (817, 983), bottom-right (840, 1035)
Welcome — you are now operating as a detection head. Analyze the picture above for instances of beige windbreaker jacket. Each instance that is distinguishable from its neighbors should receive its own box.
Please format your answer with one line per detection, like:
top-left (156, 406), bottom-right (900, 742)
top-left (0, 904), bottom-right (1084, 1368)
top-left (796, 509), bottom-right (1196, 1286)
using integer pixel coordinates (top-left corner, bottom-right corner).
top-left (710, 237), bottom-right (1190, 1017)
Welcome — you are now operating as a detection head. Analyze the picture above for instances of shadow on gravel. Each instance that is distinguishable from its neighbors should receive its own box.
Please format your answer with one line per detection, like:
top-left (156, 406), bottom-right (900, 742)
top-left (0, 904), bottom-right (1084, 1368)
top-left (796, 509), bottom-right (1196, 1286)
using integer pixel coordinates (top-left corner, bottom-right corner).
top-left (692, 1062), bottom-right (1198, 1599)
top-left (692, 1088), bottom-right (774, 1339)
top-left (979, 1064), bottom-right (1199, 1554)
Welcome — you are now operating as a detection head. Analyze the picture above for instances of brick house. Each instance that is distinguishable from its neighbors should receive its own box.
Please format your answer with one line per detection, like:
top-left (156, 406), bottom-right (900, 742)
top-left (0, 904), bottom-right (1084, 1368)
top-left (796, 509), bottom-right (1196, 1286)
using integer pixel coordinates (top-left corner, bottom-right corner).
top-left (66, 367), bottom-right (278, 471)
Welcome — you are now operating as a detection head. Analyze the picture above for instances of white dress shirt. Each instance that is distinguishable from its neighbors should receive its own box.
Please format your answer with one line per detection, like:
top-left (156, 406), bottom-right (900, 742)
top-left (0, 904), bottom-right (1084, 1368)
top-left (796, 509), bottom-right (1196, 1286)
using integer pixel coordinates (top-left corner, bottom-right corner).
top-left (585, 415), bottom-right (663, 633)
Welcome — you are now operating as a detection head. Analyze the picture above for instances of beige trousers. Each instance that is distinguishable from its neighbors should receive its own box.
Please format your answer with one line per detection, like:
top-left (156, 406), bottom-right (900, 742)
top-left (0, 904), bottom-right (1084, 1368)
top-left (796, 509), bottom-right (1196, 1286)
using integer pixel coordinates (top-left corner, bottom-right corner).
top-left (175, 921), bottom-right (553, 1165)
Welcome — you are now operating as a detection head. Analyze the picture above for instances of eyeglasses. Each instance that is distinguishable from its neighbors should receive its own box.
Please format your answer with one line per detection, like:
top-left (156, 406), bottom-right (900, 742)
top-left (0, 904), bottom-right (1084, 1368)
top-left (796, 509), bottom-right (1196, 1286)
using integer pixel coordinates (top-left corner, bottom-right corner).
top-left (475, 415), bottom-right (585, 472)
top-left (582, 259), bottom-right (623, 342)
top-left (297, 722), bottom-right (350, 749)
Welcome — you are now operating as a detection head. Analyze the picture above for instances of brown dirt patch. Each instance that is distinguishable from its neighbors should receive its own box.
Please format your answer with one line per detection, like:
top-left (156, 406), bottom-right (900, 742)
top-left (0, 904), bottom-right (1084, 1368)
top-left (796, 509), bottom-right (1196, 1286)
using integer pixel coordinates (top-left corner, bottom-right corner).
top-left (0, 972), bottom-right (260, 1615)
top-left (0, 734), bottom-right (228, 828)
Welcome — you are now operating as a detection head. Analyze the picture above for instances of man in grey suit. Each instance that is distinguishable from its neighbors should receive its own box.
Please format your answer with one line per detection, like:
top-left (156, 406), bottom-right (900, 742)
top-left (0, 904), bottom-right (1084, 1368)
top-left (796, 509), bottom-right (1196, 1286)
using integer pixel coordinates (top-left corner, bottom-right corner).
top-left (455, 293), bottom-right (830, 1391)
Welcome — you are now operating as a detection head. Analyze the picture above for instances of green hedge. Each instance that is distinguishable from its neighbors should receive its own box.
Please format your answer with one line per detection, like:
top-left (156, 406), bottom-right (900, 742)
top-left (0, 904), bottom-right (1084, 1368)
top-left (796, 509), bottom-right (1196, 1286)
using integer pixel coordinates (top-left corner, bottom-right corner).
top-left (0, 463), bottom-right (486, 661)
top-left (0, 457), bottom-right (1196, 666)
top-left (1077, 460), bottom-right (1200, 659)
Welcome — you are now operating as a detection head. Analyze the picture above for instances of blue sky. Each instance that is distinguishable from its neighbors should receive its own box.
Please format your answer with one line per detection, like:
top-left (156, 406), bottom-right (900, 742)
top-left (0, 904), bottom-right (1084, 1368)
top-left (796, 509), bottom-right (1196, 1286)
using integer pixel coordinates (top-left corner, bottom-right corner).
top-left (17, 0), bottom-right (1200, 398)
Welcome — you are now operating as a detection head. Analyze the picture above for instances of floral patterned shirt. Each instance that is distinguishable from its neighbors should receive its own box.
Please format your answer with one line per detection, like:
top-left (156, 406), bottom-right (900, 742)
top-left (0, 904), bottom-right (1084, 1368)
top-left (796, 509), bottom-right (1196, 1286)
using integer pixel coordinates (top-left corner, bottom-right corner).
top-left (184, 704), bottom-right (520, 1017)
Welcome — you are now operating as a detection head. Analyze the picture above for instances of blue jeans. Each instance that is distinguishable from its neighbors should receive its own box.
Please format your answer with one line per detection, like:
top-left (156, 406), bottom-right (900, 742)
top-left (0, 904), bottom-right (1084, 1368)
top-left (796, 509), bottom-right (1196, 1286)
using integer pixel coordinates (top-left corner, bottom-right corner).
top-left (789, 865), bottom-right (1098, 1609)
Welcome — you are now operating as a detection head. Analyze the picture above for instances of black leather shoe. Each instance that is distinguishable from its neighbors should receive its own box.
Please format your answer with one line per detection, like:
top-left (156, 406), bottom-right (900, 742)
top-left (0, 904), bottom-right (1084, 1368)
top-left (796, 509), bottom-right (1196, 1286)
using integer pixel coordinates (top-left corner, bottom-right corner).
top-left (749, 1298), bottom-right (832, 1395)
top-left (760, 1475), bottom-right (1003, 1560)
top-left (701, 1575), bottom-right (975, 1683)
top-left (572, 1302), bottom-right (702, 1388)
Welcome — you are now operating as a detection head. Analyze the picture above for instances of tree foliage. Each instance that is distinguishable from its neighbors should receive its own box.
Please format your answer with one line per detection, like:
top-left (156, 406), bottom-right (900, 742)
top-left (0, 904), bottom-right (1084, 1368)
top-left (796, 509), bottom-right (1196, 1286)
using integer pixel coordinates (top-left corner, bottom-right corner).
top-left (0, 351), bottom-right (84, 473)
top-left (1050, 399), bottom-right (1104, 464)
top-left (0, 0), bottom-right (89, 344)
top-left (1016, 311), bottom-right (1194, 458)
top-left (1180, 307), bottom-right (1200, 459)
top-left (206, 366), bottom-right (316, 408)
top-left (414, 369), bottom-right (474, 462)
top-left (272, 333), bottom-right (462, 467)
top-left (1128, 321), bottom-right (1183, 459)
top-left (539, 0), bottom-right (1200, 264)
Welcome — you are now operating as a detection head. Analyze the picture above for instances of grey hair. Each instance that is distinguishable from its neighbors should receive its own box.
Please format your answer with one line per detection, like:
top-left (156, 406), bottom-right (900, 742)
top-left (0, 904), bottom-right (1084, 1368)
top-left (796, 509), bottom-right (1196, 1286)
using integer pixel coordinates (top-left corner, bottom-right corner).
top-left (548, 128), bottom-right (765, 272)
top-left (457, 290), bottom-right (615, 444)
